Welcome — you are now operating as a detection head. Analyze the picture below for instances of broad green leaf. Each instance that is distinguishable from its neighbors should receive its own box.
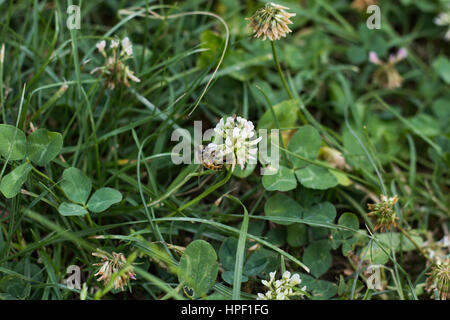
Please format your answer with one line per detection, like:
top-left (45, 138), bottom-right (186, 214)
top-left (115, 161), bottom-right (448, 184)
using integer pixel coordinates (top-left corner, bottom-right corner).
top-left (257, 99), bottom-right (298, 131)
top-left (87, 187), bottom-right (122, 213)
top-left (27, 129), bottom-right (63, 166)
top-left (0, 276), bottom-right (30, 299)
top-left (364, 232), bottom-right (424, 264)
top-left (286, 223), bottom-right (308, 247)
top-left (303, 202), bottom-right (337, 225)
top-left (432, 97), bottom-right (450, 120)
top-left (243, 248), bottom-right (276, 276)
top-left (58, 202), bottom-right (89, 216)
top-left (197, 30), bottom-right (224, 68)
top-left (337, 212), bottom-right (359, 239)
top-left (0, 162), bottom-right (32, 198)
top-left (262, 165), bottom-right (297, 191)
top-left (221, 271), bottom-right (248, 285)
top-left (342, 130), bottom-right (371, 170)
top-left (346, 45), bottom-right (367, 64)
top-left (0, 124), bottom-right (27, 161)
top-left (303, 240), bottom-right (332, 278)
top-left (331, 212), bottom-right (359, 251)
top-left (295, 165), bottom-right (338, 190)
top-left (408, 114), bottom-right (441, 137)
top-left (299, 273), bottom-right (338, 300)
top-left (433, 55), bottom-right (450, 84)
top-left (60, 167), bottom-right (92, 204)
top-left (219, 237), bottom-right (238, 271)
top-left (178, 240), bottom-right (219, 298)
top-left (288, 125), bottom-right (322, 167)
top-left (223, 49), bottom-right (261, 82)
top-left (264, 193), bottom-right (302, 225)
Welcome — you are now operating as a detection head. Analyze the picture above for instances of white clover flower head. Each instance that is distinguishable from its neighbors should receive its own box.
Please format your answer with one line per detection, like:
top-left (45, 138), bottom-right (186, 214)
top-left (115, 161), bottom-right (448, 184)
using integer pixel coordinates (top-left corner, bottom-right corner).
top-left (435, 11), bottom-right (450, 41)
top-left (96, 40), bottom-right (106, 55)
top-left (434, 12), bottom-right (450, 27)
top-left (92, 37), bottom-right (140, 89)
top-left (256, 271), bottom-right (307, 300)
top-left (213, 116), bottom-right (262, 170)
top-left (246, 2), bottom-right (296, 41)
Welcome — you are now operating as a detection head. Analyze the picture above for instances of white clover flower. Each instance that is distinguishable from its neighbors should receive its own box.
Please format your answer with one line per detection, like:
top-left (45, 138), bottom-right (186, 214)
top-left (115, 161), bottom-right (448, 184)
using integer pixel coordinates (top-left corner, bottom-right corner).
top-left (256, 271), bottom-right (307, 300)
top-left (92, 37), bottom-right (140, 89)
top-left (96, 40), bottom-right (106, 56)
top-left (213, 116), bottom-right (262, 170)
top-left (121, 37), bottom-right (133, 56)
top-left (110, 40), bottom-right (119, 49)
top-left (434, 11), bottom-right (450, 41)
top-left (282, 271), bottom-right (291, 279)
top-left (269, 271), bottom-right (276, 282)
top-left (276, 292), bottom-right (286, 300)
top-left (290, 273), bottom-right (301, 285)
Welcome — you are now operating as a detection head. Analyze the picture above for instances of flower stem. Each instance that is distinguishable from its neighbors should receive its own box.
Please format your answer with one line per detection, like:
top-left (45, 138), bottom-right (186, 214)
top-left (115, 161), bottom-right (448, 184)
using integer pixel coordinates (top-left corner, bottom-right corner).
top-left (270, 41), bottom-right (308, 124)
top-left (175, 168), bottom-right (233, 214)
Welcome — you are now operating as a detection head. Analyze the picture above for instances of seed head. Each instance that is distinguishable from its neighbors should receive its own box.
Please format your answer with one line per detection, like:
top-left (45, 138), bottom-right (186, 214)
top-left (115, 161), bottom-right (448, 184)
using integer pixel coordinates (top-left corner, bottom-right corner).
top-left (246, 3), bottom-right (296, 41)
top-left (426, 258), bottom-right (450, 300)
top-left (367, 194), bottom-right (399, 231)
top-left (92, 249), bottom-right (136, 291)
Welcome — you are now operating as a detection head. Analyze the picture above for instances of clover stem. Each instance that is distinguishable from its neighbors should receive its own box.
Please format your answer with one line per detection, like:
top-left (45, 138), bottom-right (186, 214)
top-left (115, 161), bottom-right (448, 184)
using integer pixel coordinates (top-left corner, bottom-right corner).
top-left (271, 41), bottom-right (308, 125)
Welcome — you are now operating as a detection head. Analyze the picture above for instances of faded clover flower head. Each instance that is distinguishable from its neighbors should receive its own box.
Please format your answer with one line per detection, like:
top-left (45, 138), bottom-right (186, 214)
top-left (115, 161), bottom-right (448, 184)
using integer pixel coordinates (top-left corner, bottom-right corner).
top-left (92, 249), bottom-right (136, 291)
top-left (246, 2), bottom-right (296, 41)
top-left (210, 116), bottom-right (262, 170)
top-left (426, 258), bottom-right (449, 300)
top-left (368, 48), bottom-right (407, 89)
top-left (257, 271), bottom-right (307, 300)
top-left (318, 146), bottom-right (349, 170)
top-left (434, 9), bottom-right (450, 41)
top-left (368, 194), bottom-right (399, 231)
top-left (91, 37), bottom-right (140, 89)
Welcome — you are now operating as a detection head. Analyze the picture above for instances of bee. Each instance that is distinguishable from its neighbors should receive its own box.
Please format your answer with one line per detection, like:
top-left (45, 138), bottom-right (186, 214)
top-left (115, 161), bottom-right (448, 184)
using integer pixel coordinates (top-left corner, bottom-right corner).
top-left (197, 144), bottom-right (224, 171)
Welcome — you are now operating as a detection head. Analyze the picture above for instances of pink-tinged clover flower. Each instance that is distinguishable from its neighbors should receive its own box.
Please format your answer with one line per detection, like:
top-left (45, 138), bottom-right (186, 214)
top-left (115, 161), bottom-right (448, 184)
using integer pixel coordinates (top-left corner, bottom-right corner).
top-left (368, 48), bottom-right (408, 89)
